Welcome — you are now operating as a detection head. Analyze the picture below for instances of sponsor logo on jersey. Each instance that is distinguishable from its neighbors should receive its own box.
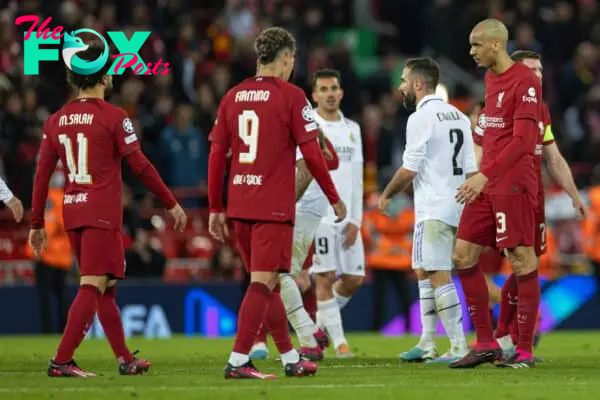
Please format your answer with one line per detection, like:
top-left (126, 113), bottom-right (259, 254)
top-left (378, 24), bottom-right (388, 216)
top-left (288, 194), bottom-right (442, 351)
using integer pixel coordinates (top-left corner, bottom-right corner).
top-left (522, 86), bottom-right (538, 104)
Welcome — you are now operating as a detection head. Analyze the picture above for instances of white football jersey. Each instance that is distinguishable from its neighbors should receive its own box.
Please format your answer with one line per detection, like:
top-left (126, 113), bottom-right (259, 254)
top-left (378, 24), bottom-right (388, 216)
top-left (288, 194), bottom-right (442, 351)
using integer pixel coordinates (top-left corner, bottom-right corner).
top-left (296, 111), bottom-right (363, 226)
top-left (403, 95), bottom-right (477, 227)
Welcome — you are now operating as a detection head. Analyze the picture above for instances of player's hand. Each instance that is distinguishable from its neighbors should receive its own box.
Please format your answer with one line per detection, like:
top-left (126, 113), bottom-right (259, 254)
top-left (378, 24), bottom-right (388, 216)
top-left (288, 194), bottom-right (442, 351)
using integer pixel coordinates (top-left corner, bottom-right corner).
top-left (322, 146), bottom-right (333, 160)
top-left (209, 212), bottom-right (229, 242)
top-left (332, 200), bottom-right (347, 223)
top-left (377, 195), bottom-right (390, 213)
top-left (342, 223), bottom-right (359, 249)
top-left (572, 196), bottom-right (586, 219)
top-left (28, 229), bottom-right (47, 259)
top-left (6, 196), bottom-right (23, 223)
top-left (168, 204), bottom-right (187, 232)
top-left (456, 173), bottom-right (488, 204)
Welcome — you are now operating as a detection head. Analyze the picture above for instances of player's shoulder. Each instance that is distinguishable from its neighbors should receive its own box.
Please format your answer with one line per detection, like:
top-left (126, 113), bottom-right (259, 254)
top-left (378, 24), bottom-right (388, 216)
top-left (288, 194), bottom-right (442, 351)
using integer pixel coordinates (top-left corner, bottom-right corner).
top-left (344, 117), bottom-right (361, 131)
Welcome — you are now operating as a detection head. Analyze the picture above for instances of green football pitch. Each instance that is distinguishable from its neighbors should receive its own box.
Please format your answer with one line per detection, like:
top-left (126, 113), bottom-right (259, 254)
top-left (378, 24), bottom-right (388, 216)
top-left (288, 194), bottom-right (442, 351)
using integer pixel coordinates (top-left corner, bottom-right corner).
top-left (0, 333), bottom-right (598, 399)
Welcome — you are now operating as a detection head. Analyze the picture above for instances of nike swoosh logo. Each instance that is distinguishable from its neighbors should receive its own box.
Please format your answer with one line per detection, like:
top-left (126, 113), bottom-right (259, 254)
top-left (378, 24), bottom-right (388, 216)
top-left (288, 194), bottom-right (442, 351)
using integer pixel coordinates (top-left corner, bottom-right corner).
top-left (496, 236), bottom-right (508, 242)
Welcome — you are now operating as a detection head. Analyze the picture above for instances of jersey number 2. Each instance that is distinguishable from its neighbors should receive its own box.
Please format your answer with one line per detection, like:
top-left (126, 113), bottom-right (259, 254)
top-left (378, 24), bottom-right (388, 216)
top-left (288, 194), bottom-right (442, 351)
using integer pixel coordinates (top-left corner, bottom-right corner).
top-left (238, 110), bottom-right (259, 163)
top-left (448, 128), bottom-right (464, 176)
top-left (58, 133), bottom-right (92, 184)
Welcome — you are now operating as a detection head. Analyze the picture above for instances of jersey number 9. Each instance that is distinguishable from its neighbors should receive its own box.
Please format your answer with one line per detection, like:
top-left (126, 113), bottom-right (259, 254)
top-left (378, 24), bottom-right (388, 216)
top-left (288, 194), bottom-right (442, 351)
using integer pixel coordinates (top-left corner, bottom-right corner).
top-left (238, 110), bottom-right (259, 164)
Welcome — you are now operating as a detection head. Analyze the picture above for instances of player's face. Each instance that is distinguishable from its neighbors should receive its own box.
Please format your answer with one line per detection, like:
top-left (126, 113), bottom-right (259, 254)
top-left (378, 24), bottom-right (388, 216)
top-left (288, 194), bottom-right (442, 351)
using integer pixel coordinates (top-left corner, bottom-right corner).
top-left (312, 77), bottom-right (343, 112)
top-left (398, 67), bottom-right (416, 108)
top-left (520, 58), bottom-right (543, 81)
top-left (469, 31), bottom-right (497, 68)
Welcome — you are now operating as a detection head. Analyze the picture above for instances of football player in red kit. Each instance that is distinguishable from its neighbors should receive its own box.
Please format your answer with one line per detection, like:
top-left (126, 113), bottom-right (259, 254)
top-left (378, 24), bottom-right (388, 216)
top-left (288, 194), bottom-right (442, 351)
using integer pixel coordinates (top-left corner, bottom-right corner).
top-left (207, 27), bottom-right (345, 379)
top-left (451, 19), bottom-right (542, 368)
top-left (29, 45), bottom-right (186, 377)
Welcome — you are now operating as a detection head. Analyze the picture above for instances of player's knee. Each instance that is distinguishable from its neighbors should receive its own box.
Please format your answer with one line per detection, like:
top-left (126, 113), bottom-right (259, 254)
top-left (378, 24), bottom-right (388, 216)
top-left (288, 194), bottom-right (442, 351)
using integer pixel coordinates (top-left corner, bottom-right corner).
top-left (251, 271), bottom-right (280, 291)
top-left (295, 271), bottom-right (311, 292)
top-left (428, 270), bottom-right (452, 288)
top-left (80, 275), bottom-right (109, 293)
top-left (315, 272), bottom-right (335, 299)
top-left (452, 242), bottom-right (479, 269)
top-left (506, 247), bottom-right (536, 276)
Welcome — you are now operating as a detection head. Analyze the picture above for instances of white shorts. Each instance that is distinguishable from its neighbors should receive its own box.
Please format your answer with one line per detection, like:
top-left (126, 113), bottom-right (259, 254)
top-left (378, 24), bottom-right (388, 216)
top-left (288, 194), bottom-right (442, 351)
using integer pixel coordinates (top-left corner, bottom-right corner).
top-left (310, 222), bottom-right (365, 277)
top-left (289, 213), bottom-right (321, 277)
top-left (412, 219), bottom-right (456, 271)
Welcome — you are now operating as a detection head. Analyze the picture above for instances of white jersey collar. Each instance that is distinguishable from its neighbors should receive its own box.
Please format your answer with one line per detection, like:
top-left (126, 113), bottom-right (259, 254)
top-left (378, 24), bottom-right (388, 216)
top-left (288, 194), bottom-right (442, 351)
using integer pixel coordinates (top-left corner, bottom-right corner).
top-left (417, 94), bottom-right (444, 110)
top-left (314, 109), bottom-right (344, 125)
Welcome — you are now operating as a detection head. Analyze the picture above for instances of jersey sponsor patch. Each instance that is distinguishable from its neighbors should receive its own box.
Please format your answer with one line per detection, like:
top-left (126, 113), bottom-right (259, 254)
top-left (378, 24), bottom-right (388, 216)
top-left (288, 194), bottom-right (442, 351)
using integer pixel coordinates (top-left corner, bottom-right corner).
top-left (125, 133), bottom-right (138, 144)
top-left (122, 118), bottom-right (135, 134)
top-left (522, 87), bottom-right (538, 103)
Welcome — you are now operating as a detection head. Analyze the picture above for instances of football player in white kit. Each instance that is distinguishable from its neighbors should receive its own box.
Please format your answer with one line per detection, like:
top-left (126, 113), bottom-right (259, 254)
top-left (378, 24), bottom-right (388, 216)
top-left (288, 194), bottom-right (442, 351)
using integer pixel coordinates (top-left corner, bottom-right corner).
top-left (249, 127), bottom-right (338, 362)
top-left (310, 69), bottom-right (364, 358)
top-left (379, 58), bottom-right (476, 363)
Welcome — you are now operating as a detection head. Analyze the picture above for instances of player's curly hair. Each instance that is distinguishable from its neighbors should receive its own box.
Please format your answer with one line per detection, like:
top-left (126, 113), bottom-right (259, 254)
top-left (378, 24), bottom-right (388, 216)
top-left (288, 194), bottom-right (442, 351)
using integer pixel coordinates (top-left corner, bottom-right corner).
top-left (405, 57), bottom-right (440, 91)
top-left (66, 44), bottom-right (112, 90)
top-left (254, 27), bottom-right (296, 64)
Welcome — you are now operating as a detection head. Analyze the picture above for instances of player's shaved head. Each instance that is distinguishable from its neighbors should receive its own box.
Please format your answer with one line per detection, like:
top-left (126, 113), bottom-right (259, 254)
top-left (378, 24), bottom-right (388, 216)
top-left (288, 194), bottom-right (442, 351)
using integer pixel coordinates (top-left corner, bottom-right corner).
top-left (471, 18), bottom-right (509, 43)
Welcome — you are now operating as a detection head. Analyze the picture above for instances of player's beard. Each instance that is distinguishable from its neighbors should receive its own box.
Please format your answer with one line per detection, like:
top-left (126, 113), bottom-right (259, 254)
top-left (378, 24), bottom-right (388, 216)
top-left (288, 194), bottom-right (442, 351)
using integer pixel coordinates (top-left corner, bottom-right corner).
top-left (403, 90), bottom-right (417, 109)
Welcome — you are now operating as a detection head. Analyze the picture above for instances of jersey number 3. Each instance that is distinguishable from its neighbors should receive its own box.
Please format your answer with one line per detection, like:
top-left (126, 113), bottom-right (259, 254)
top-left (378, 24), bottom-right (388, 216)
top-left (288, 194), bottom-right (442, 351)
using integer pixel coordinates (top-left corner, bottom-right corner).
top-left (238, 110), bottom-right (259, 163)
top-left (58, 133), bottom-right (92, 184)
top-left (448, 128), bottom-right (464, 176)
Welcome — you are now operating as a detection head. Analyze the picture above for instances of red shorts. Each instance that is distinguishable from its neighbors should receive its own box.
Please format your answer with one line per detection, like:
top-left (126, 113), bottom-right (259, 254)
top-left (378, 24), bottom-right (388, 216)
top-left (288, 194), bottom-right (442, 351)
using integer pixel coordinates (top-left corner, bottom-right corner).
top-left (535, 206), bottom-right (546, 257)
top-left (302, 241), bottom-right (315, 271)
top-left (232, 219), bottom-right (293, 273)
top-left (457, 192), bottom-right (536, 251)
top-left (67, 227), bottom-right (125, 279)
top-left (479, 247), bottom-right (504, 274)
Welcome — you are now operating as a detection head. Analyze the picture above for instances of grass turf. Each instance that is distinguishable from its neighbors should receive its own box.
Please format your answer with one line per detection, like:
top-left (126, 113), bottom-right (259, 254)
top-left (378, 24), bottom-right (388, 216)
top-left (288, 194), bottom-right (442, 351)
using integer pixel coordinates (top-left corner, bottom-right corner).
top-left (0, 332), bottom-right (598, 399)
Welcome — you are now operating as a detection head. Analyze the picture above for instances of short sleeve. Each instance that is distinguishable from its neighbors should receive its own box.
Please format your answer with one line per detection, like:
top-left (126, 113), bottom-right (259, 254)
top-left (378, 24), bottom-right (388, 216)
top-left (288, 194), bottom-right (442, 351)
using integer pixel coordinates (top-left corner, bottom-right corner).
top-left (209, 95), bottom-right (230, 145)
top-left (542, 105), bottom-right (555, 145)
top-left (289, 86), bottom-right (318, 145)
top-left (402, 114), bottom-right (431, 173)
top-left (112, 107), bottom-right (141, 156)
top-left (473, 111), bottom-right (485, 146)
top-left (513, 73), bottom-right (541, 121)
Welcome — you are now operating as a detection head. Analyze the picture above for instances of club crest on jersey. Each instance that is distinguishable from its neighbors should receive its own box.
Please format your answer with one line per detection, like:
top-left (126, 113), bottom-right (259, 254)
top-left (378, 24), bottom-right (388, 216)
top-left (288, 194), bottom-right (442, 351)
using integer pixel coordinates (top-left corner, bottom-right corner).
top-left (478, 114), bottom-right (486, 129)
top-left (496, 92), bottom-right (505, 108)
top-left (349, 132), bottom-right (356, 143)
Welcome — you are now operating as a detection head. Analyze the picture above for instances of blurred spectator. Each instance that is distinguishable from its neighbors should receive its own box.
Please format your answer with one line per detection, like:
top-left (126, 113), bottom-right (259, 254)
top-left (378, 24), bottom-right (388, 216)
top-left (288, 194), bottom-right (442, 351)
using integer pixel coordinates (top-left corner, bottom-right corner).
top-left (210, 244), bottom-right (242, 280)
top-left (224, 0), bottom-right (256, 39)
top-left (159, 104), bottom-right (208, 207)
top-left (125, 227), bottom-right (167, 279)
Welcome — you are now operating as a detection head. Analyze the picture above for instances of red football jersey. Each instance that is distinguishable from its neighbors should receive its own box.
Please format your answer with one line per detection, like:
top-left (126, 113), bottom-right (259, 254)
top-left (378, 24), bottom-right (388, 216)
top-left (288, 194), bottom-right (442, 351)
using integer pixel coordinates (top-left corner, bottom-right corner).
top-left (39, 98), bottom-right (140, 231)
top-left (536, 103), bottom-right (554, 201)
top-left (209, 76), bottom-right (319, 223)
top-left (480, 62), bottom-right (542, 195)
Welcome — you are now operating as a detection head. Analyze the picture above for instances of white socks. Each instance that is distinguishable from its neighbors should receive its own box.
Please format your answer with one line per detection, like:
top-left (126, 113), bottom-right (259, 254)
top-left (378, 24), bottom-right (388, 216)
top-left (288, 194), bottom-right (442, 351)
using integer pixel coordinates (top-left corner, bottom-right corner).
top-left (280, 349), bottom-right (300, 366)
top-left (317, 298), bottom-right (347, 348)
top-left (434, 282), bottom-right (468, 354)
top-left (418, 279), bottom-right (438, 349)
top-left (333, 289), bottom-right (351, 309)
top-left (280, 274), bottom-right (318, 348)
top-left (228, 352), bottom-right (249, 367)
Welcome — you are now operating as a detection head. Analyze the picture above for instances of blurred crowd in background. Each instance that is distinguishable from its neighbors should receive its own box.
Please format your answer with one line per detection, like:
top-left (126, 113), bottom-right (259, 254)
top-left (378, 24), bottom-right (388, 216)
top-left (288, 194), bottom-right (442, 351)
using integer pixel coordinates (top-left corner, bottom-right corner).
top-left (1, 0), bottom-right (600, 301)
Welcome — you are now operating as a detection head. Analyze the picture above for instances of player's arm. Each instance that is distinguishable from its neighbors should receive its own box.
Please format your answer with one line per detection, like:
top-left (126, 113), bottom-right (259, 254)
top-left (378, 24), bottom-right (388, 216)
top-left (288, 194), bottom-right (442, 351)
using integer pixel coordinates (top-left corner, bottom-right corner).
top-left (348, 126), bottom-right (364, 228)
top-left (543, 141), bottom-right (585, 217)
top-left (207, 98), bottom-right (232, 214)
top-left (291, 89), bottom-right (344, 220)
top-left (380, 115), bottom-right (427, 205)
top-left (0, 176), bottom-right (23, 222)
top-left (479, 77), bottom-right (541, 184)
top-left (295, 137), bottom-right (338, 201)
top-left (472, 116), bottom-right (484, 169)
top-left (463, 119), bottom-right (479, 177)
top-left (31, 133), bottom-right (58, 229)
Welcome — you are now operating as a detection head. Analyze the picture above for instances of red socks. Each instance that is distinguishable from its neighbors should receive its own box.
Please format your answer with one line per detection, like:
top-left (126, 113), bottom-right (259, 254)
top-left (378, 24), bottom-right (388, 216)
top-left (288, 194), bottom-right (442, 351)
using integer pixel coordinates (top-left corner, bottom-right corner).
top-left (302, 284), bottom-right (318, 323)
top-left (265, 287), bottom-right (294, 354)
top-left (97, 286), bottom-right (134, 364)
top-left (516, 270), bottom-right (540, 354)
top-left (496, 273), bottom-right (518, 339)
top-left (233, 282), bottom-right (272, 354)
top-left (54, 285), bottom-right (101, 363)
top-left (255, 322), bottom-right (268, 344)
top-left (456, 266), bottom-right (496, 347)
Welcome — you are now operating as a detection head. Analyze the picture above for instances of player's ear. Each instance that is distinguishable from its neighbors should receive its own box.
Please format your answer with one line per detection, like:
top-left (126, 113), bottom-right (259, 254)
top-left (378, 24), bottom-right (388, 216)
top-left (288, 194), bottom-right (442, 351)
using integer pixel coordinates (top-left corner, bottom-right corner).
top-left (338, 88), bottom-right (344, 101)
top-left (312, 91), bottom-right (318, 103)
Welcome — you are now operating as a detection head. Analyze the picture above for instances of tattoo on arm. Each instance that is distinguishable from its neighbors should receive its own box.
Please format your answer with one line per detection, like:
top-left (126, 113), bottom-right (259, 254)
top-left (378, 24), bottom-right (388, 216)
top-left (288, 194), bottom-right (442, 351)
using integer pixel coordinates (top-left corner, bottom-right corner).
top-left (295, 159), bottom-right (314, 201)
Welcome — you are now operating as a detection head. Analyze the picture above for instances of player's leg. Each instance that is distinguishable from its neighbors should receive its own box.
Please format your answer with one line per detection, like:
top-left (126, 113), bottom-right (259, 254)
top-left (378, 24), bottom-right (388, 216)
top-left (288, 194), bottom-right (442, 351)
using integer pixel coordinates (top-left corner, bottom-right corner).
top-left (450, 195), bottom-right (502, 369)
top-left (493, 193), bottom-right (539, 368)
top-left (314, 224), bottom-right (348, 354)
top-left (421, 221), bottom-right (468, 363)
top-left (495, 270), bottom-right (518, 356)
top-left (297, 257), bottom-right (329, 350)
top-left (399, 221), bottom-right (437, 361)
top-left (279, 215), bottom-right (321, 356)
top-left (225, 220), bottom-right (278, 379)
top-left (49, 229), bottom-right (106, 378)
